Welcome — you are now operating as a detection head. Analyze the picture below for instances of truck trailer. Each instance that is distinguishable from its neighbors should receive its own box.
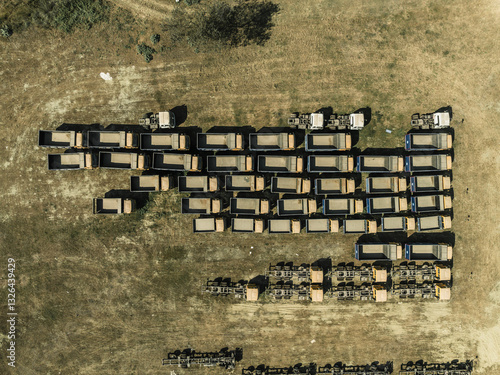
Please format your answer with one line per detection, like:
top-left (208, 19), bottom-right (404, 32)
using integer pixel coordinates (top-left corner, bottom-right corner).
top-left (249, 133), bottom-right (295, 151)
top-left (366, 177), bottom-right (407, 194)
top-left (405, 154), bottom-right (452, 172)
top-left (356, 155), bottom-right (404, 173)
top-left (258, 155), bottom-right (303, 173)
top-left (381, 216), bottom-right (415, 232)
top-left (355, 243), bottom-right (402, 261)
top-left (181, 198), bottom-right (221, 214)
top-left (140, 133), bottom-right (189, 151)
top-left (322, 198), bottom-right (363, 215)
top-left (405, 132), bottom-right (452, 151)
top-left (225, 175), bottom-right (265, 192)
top-left (47, 152), bottom-right (93, 170)
top-left (405, 243), bottom-right (453, 261)
top-left (417, 215), bottom-right (452, 231)
top-left (410, 195), bottom-right (452, 212)
top-left (130, 175), bottom-right (171, 192)
top-left (197, 133), bottom-right (243, 151)
top-left (230, 198), bottom-right (269, 215)
top-left (410, 175), bottom-right (451, 192)
top-left (193, 218), bottom-right (225, 233)
top-left (315, 178), bottom-right (355, 195)
top-left (207, 155), bottom-right (253, 173)
top-left (366, 196), bottom-right (408, 214)
top-left (277, 199), bottom-right (317, 216)
top-left (152, 153), bottom-right (201, 171)
top-left (305, 218), bottom-right (339, 233)
top-left (178, 176), bottom-right (219, 193)
top-left (411, 111), bottom-right (451, 129)
top-left (343, 220), bottom-right (377, 234)
top-left (231, 218), bottom-right (264, 233)
top-left (305, 133), bottom-right (351, 151)
top-left (98, 152), bottom-right (149, 170)
top-left (307, 155), bottom-right (354, 173)
top-left (87, 131), bottom-right (138, 149)
top-left (271, 177), bottom-right (310, 194)
top-left (39, 130), bottom-right (86, 148)
top-left (268, 219), bottom-right (301, 234)
top-left (93, 198), bottom-right (135, 214)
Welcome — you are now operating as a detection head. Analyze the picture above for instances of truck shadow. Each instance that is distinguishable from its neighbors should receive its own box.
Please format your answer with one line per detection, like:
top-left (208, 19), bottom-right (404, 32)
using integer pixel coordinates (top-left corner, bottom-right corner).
top-left (170, 104), bottom-right (188, 126)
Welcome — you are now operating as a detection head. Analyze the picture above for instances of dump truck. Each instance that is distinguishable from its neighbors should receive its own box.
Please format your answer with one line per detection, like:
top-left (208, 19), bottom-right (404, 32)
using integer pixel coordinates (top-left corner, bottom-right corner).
top-left (98, 152), bottom-right (149, 170)
top-left (152, 153), bottom-right (201, 171)
top-left (322, 198), bottom-right (363, 215)
top-left (410, 175), bottom-right (451, 192)
top-left (277, 199), bottom-right (317, 216)
top-left (47, 152), bottom-right (93, 170)
top-left (197, 133), bottom-right (243, 151)
top-left (268, 219), bottom-right (301, 234)
top-left (307, 155), bottom-right (354, 173)
top-left (411, 194), bottom-right (452, 212)
top-left (355, 243), bottom-right (402, 260)
top-left (417, 215), bottom-right (452, 231)
top-left (130, 175), bottom-right (171, 192)
top-left (181, 198), bottom-right (221, 214)
top-left (230, 198), bottom-right (269, 215)
top-left (343, 219), bottom-right (377, 234)
top-left (405, 244), bottom-right (453, 261)
top-left (356, 155), bottom-right (404, 173)
top-left (380, 216), bottom-right (415, 232)
top-left (305, 218), bottom-right (339, 233)
top-left (225, 175), bottom-right (265, 192)
top-left (39, 130), bottom-right (86, 148)
top-left (87, 131), bottom-right (138, 149)
top-left (366, 196), bottom-right (408, 214)
top-left (178, 176), bottom-right (218, 193)
top-left (366, 177), bottom-right (407, 194)
top-left (139, 111), bottom-right (175, 129)
top-left (405, 154), bottom-right (452, 172)
top-left (93, 198), bottom-right (135, 214)
top-left (405, 132), bottom-right (452, 151)
top-left (271, 177), bottom-right (310, 194)
top-left (249, 133), bottom-right (295, 151)
top-left (258, 155), bottom-right (303, 173)
top-left (193, 218), bottom-right (225, 233)
top-left (140, 133), bottom-right (189, 151)
top-left (231, 218), bottom-right (264, 233)
top-left (305, 133), bottom-right (352, 151)
top-left (207, 155), bottom-right (253, 173)
top-left (315, 178), bottom-right (355, 195)
top-left (411, 111), bottom-right (451, 129)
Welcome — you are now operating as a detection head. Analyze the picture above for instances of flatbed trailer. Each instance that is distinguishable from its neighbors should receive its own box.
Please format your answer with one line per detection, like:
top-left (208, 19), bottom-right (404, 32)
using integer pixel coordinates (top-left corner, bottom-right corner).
top-left (225, 175), bottom-right (264, 191)
top-left (47, 152), bottom-right (93, 170)
top-left (405, 154), bottom-right (452, 172)
top-left (197, 133), bottom-right (243, 151)
top-left (410, 175), bottom-right (451, 192)
top-left (307, 155), bottom-right (353, 173)
top-left (411, 194), bottom-right (452, 212)
top-left (356, 155), bottom-right (404, 173)
top-left (405, 132), bottom-right (452, 151)
top-left (207, 155), bottom-right (253, 172)
top-left (140, 133), bottom-right (189, 151)
top-left (249, 133), bottom-right (295, 151)
top-left (366, 177), bottom-right (407, 194)
top-left (39, 130), bottom-right (86, 148)
top-left (305, 133), bottom-right (351, 151)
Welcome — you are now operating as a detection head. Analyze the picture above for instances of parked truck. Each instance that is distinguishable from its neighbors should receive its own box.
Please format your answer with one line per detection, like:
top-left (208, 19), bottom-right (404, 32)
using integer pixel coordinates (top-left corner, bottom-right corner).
top-left (271, 177), bottom-right (310, 194)
top-left (405, 154), bottom-right (452, 172)
top-left (153, 153), bottom-right (201, 171)
top-left (405, 132), bottom-right (452, 151)
top-left (258, 155), bottom-right (303, 173)
top-left (130, 175), bottom-right (171, 192)
top-left (411, 195), bottom-right (452, 212)
top-left (181, 198), bottom-right (221, 214)
top-left (410, 175), bottom-right (451, 192)
top-left (140, 133), bottom-right (189, 151)
top-left (343, 219), bottom-right (377, 234)
top-left (405, 243), bottom-right (453, 261)
top-left (231, 218), bottom-right (264, 233)
top-left (197, 133), bottom-right (243, 151)
top-left (48, 152), bottom-right (93, 170)
top-left (288, 111), bottom-right (365, 131)
top-left (268, 219), bottom-right (301, 234)
top-left (305, 133), bottom-right (352, 151)
top-left (178, 176), bottom-right (218, 193)
top-left (207, 155), bottom-right (253, 173)
top-left (356, 155), bottom-right (404, 173)
top-left (93, 198), bottom-right (135, 214)
top-left (99, 152), bottom-right (149, 170)
top-left (366, 177), bottom-right (407, 194)
top-left (366, 196), bottom-right (408, 214)
top-left (355, 243), bottom-right (402, 261)
top-left (249, 133), bottom-right (295, 151)
top-left (315, 178), bottom-right (355, 195)
top-left (193, 218), bottom-right (225, 233)
top-left (139, 111), bottom-right (176, 129)
top-left (306, 218), bottom-right (339, 233)
top-left (307, 155), bottom-right (354, 173)
top-left (39, 130), bottom-right (86, 148)
top-left (322, 198), bottom-right (363, 215)
top-left (230, 198), bottom-right (269, 215)
top-left (277, 199), bottom-right (317, 216)
top-left (381, 216), bottom-right (415, 232)
top-left (225, 175), bottom-right (264, 192)
top-left (417, 215), bottom-right (452, 231)
top-left (327, 112), bottom-right (365, 130)
top-left (411, 111), bottom-right (451, 129)
top-left (87, 131), bottom-right (138, 149)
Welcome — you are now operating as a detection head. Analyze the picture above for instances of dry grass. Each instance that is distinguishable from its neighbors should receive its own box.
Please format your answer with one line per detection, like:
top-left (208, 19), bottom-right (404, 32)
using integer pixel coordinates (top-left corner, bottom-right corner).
top-left (0, 0), bottom-right (500, 373)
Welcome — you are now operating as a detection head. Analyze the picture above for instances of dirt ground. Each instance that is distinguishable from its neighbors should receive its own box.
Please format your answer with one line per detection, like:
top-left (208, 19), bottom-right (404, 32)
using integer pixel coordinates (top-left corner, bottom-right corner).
top-left (0, 0), bottom-right (499, 373)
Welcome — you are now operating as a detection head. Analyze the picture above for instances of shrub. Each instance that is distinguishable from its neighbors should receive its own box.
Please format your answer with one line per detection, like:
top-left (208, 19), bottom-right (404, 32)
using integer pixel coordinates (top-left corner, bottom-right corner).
top-left (0, 25), bottom-right (13, 38)
top-left (184, 0), bottom-right (201, 5)
top-left (150, 34), bottom-right (160, 44)
top-left (137, 43), bottom-right (156, 63)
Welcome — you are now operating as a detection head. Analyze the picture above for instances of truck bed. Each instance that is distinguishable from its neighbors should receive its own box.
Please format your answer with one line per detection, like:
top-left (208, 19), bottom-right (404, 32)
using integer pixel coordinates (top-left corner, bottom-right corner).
top-left (140, 133), bottom-right (188, 151)
top-left (405, 154), bottom-right (452, 172)
top-left (366, 177), bottom-right (406, 194)
top-left (153, 153), bottom-right (199, 171)
top-left (381, 216), bottom-right (415, 232)
top-left (39, 130), bottom-right (83, 148)
top-left (307, 155), bottom-right (353, 173)
top-left (306, 219), bottom-right (339, 233)
top-left (93, 198), bottom-right (134, 214)
top-left (193, 218), bottom-right (224, 233)
top-left (225, 175), bottom-right (263, 191)
top-left (410, 175), bottom-right (451, 192)
top-left (258, 156), bottom-right (302, 173)
top-left (130, 175), bottom-right (160, 192)
top-left (178, 176), bottom-right (217, 192)
top-left (230, 198), bottom-right (267, 215)
top-left (356, 156), bottom-right (404, 173)
top-left (305, 133), bottom-right (351, 151)
top-left (88, 131), bottom-right (137, 149)
top-left (99, 152), bottom-right (146, 169)
top-left (181, 198), bottom-right (219, 214)
top-left (231, 218), bottom-right (263, 233)
top-left (405, 133), bottom-right (452, 151)
top-left (411, 195), bottom-right (452, 212)
top-left (343, 219), bottom-right (374, 234)
top-left (355, 244), bottom-right (402, 260)
top-left (207, 155), bottom-right (253, 172)
top-left (277, 199), bottom-right (315, 216)
top-left (271, 177), bottom-right (309, 194)
top-left (197, 133), bottom-right (242, 151)
top-left (405, 244), bottom-right (452, 260)
top-left (322, 198), bottom-right (362, 215)
top-left (315, 178), bottom-right (354, 195)
top-left (366, 196), bottom-right (407, 214)
top-left (249, 133), bottom-right (294, 151)
top-left (48, 153), bottom-right (92, 170)
top-left (417, 215), bottom-right (452, 231)
top-left (268, 219), bottom-right (293, 233)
